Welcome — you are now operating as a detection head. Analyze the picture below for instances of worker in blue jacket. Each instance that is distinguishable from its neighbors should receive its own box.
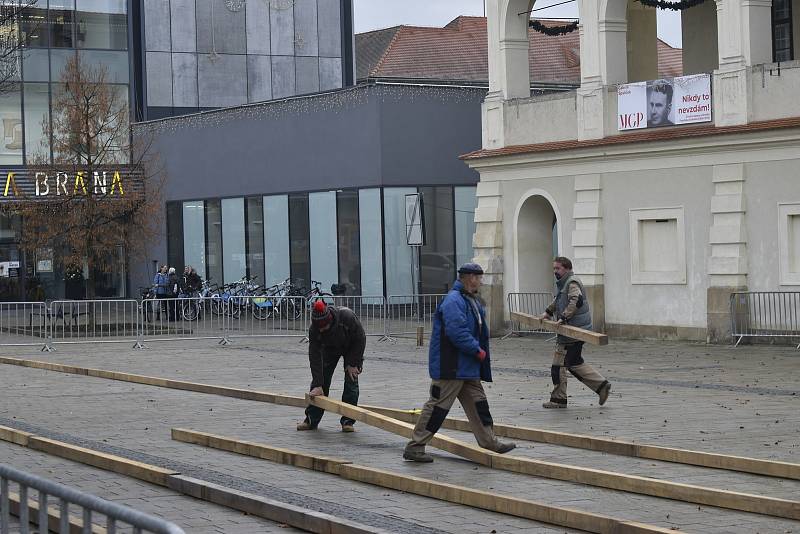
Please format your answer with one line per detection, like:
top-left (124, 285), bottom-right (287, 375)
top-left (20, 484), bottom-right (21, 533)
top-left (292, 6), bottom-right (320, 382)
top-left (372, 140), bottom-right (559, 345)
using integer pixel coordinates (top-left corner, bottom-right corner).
top-left (403, 263), bottom-right (515, 462)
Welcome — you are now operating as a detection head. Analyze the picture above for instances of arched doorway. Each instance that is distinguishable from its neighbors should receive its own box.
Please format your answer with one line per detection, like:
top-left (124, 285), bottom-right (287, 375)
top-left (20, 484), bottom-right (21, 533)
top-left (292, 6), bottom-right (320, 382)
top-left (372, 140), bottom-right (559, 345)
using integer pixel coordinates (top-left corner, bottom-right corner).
top-left (515, 194), bottom-right (559, 293)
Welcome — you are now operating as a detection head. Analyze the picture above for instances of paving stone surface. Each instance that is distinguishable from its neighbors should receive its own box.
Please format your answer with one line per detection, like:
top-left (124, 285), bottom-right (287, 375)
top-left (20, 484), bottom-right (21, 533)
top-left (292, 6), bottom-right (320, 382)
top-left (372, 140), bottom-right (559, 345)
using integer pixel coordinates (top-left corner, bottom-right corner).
top-left (0, 334), bottom-right (798, 533)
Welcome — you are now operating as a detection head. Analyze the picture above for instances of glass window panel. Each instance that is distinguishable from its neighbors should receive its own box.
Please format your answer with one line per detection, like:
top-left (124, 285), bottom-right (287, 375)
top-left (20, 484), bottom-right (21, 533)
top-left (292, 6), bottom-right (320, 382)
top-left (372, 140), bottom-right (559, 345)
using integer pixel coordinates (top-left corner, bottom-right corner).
top-left (336, 190), bottom-right (360, 295)
top-left (183, 201), bottom-right (205, 280)
top-left (23, 82), bottom-right (49, 164)
top-left (76, 0), bottom-right (128, 50)
top-left (263, 195), bottom-right (289, 287)
top-left (0, 84), bottom-right (22, 164)
top-left (288, 193), bottom-right (310, 290)
top-left (245, 197), bottom-right (265, 283)
top-left (50, 49), bottom-right (75, 81)
top-left (221, 197), bottom-right (246, 284)
top-left (359, 189), bottom-right (383, 297)
top-left (49, 1), bottom-right (76, 48)
top-left (95, 84), bottom-right (129, 164)
top-left (166, 201), bottom-right (184, 275)
top-left (383, 187), bottom-right (416, 298)
top-left (19, 2), bottom-right (48, 47)
top-left (420, 187), bottom-right (455, 295)
top-left (205, 199), bottom-right (223, 285)
top-left (77, 50), bottom-right (129, 83)
top-left (22, 49), bottom-right (49, 82)
top-left (309, 191), bottom-right (338, 295)
top-left (454, 186), bottom-right (477, 270)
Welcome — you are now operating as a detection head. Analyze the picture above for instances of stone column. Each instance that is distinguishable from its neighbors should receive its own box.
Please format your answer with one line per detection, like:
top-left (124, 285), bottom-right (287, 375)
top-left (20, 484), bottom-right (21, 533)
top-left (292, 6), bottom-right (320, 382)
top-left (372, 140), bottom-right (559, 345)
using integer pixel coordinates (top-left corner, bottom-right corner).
top-left (572, 175), bottom-right (605, 332)
top-left (473, 180), bottom-right (506, 335)
top-left (707, 164), bottom-right (748, 342)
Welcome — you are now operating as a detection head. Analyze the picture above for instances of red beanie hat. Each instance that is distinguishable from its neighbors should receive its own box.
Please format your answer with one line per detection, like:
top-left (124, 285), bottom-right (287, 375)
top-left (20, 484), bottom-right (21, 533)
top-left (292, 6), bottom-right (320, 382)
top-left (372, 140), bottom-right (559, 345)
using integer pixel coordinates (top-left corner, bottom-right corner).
top-left (311, 300), bottom-right (333, 329)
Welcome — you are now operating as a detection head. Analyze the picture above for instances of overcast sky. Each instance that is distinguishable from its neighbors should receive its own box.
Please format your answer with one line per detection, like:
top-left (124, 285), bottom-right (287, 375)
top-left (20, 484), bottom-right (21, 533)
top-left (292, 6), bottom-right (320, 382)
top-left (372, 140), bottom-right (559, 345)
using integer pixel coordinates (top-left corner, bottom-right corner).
top-left (352, 0), bottom-right (682, 48)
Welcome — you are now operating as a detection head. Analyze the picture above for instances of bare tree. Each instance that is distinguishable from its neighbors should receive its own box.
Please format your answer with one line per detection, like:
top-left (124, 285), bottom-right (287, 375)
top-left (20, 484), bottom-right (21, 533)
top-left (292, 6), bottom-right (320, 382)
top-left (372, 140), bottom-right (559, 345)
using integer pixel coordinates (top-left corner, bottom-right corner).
top-left (0, 1), bottom-right (38, 94)
top-left (3, 54), bottom-right (165, 300)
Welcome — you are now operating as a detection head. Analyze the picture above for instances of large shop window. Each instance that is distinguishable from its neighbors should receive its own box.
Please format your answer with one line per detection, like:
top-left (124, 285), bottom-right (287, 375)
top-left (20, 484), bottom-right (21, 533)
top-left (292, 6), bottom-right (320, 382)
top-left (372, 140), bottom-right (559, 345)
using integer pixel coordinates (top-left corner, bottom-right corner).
top-left (337, 190), bottom-right (360, 295)
top-left (0, 85), bottom-right (22, 165)
top-left (76, 0), bottom-right (128, 50)
top-left (20, 2), bottom-right (49, 47)
top-left (454, 186), bottom-right (477, 269)
top-left (264, 195), bottom-right (290, 287)
top-left (383, 187), bottom-right (416, 299)
top-left (420, 187), bottom-right (455, 295)
top-left (166, 202), bottom-right (184, 274)
top-left (629, 207), bottom-right (687, 285)
top-left (23, 83), bottom-right (50, 164)
top-left (245, 197), bottom-right (265, 283)
top-left (359, 189), bottom-right (383, 297)
top-left (205, 200), bottom-right (223, 284)
top-left (182, 201), bottom-right (205, 278)
top-left (309, 191), bottom-right (338, 295)
top-left (772, 0), bottom-right (794, 62)
top-left (289, 193), bottom-right (310, 290)
top-left (221, 197), bottom-right (246, 284)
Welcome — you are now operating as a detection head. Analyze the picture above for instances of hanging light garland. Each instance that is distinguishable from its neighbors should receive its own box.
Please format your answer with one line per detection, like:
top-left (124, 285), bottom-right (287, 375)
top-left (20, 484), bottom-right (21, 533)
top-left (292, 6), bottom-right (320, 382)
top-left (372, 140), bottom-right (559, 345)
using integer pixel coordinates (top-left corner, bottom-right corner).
top-left (635, 0), bottom-right (707, 10)
top-left (528, 19), bottom-right (579, 36)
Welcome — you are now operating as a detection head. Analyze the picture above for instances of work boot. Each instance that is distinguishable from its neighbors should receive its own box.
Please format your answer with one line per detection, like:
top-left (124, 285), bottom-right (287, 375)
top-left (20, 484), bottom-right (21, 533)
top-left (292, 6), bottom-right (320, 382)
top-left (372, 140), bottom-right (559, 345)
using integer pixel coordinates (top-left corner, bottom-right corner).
top-left (341, 423), bottom-right (355, 433)
top-left (495, 442), bottom-right (516, 454)
top-left (542, 401), bottom-right (567, 409)
top-left (296, 421), bottom-right (316, 431)
top-left (598, 383), bottom-right (611, 406)
top-left (403, 450), bottom-right (434, 463)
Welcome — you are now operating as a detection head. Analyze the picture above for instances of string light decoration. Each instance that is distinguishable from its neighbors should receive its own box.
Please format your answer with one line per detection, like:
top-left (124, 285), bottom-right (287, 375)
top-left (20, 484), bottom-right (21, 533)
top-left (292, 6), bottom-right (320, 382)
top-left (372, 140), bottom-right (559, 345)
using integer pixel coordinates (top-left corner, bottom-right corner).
top-left (270, 0), bottom-right (295, 10)
top-left (635, 0), bottom-right (707, 9)
top-left (134, 84), bottom-right (489, 137)
top-left (529, 19), bottom-right (579, 35)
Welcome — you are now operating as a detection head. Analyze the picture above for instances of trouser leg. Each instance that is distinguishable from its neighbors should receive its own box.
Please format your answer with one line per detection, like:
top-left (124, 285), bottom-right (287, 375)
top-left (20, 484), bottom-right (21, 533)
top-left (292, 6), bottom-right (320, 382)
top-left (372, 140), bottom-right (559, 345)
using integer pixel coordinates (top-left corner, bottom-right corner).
top-left (304, 355), bottom-right (339, 428)
top-left (549, 344), bottom-right (569, 405)
top-left (404, 380), bottom-right (462, 454)
top-left (563, 342), bottom-right (609, 394)
top-left (458, 380), bottom-right (501, 451)
top-left (340, 363), bottom-right (359, 426)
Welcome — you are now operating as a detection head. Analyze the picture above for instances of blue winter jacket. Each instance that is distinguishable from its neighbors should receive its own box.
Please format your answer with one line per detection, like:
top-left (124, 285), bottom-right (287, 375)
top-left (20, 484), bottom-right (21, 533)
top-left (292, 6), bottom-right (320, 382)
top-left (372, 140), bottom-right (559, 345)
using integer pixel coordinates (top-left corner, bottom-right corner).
top-left (428, 280), bottom-right (492, 382)
top-left (153, 272), bottom-right (168, 295)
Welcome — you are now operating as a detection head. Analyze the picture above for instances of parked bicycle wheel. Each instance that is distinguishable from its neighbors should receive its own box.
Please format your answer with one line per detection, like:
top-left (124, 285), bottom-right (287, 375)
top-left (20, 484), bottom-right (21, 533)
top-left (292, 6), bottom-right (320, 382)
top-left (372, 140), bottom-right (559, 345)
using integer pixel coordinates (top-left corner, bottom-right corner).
top-left (251, 296), bottom-right (273, 320)
top-left (181, 299), bottom-right (200, 321)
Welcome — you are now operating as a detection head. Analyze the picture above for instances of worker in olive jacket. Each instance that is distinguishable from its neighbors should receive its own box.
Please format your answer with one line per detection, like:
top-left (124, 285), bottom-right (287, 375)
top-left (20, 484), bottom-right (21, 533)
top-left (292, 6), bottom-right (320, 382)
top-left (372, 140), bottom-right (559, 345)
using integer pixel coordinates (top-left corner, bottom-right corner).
top-left (403, 263), bottom-right (515, 463)
top-left (297, 300), bottom-right (366, 432)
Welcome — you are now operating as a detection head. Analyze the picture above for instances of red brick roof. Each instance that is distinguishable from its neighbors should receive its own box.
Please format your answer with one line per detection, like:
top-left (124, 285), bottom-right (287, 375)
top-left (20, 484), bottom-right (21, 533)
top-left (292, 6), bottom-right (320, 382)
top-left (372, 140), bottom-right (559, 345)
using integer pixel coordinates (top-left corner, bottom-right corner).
top-left (461, 117), bottom-right (800, 160)
top-left (356, 16), bottom-right (683, 84)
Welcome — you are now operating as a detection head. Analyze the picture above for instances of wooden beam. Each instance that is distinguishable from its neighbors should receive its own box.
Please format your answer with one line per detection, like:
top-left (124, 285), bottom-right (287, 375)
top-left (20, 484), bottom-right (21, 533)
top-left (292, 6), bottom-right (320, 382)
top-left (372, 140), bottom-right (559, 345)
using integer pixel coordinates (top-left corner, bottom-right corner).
top-left (511, 312), bottom-right (608, 345)
top-left (172, 427), bottom-right (676, 534)
top-left (310, 395), bottom-right (800, 521)
top-left (7, 492), bottom-right (107, 534)
top-left (3, 357), bottom-right (799, 481)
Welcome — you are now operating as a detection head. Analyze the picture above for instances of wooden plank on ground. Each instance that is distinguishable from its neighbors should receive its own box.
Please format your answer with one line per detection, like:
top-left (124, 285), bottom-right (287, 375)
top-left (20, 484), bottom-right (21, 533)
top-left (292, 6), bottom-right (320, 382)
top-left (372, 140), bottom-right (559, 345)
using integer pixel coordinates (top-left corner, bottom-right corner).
top-left (511, 312), bottom-right (608, 345)
top-left (0, 425), bottom-right (32, 447)
top-left (3, 356), bottom-right (799, 481)
top-left (27, 436), bottom-right (177, 487)
top-left (8, 492), bottom-right (107, 534)
top-left (311, 396), bottom-right (800, 521)
top-left (171, 427), bottom-right (676, 534)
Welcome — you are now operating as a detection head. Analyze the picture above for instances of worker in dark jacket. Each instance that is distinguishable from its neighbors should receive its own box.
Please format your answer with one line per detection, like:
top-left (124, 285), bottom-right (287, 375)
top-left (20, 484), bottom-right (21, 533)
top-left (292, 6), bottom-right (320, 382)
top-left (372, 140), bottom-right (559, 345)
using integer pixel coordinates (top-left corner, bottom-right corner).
top-left (403, 263), bottom-right (515, 462)
top-left (297, 300), bottom-right (366, 432)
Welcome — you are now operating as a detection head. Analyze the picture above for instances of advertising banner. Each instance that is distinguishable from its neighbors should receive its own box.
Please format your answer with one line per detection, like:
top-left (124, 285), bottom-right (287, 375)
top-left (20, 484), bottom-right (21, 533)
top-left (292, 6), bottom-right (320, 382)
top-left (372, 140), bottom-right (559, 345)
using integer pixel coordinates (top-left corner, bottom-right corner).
top-left (618, 74), bottom-right (712, 131)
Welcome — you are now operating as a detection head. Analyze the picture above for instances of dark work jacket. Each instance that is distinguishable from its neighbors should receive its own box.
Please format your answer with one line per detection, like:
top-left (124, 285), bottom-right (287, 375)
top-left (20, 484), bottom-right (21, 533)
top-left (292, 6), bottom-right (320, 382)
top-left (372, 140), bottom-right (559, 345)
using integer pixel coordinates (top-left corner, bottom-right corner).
top-left (307, 306), bottom-right (366, 388)
top-left (428, 280), bottom-right (492, 382)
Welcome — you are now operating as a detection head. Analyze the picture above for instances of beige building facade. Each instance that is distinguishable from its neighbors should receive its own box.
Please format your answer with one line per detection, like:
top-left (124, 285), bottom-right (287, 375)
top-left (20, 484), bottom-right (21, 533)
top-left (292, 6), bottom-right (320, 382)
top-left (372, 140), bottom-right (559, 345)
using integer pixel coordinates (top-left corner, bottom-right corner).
top-left (466, 0), bottom-right (800, 342)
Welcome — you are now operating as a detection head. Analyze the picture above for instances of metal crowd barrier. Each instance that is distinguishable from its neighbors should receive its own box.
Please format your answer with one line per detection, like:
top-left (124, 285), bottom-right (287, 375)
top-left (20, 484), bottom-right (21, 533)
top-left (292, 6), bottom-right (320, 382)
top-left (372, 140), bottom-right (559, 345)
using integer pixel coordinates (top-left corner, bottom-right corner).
top-left (505, 292), bottom-right (553, 337)
top-left (49, 300), bottom-right (140, 347)
top-left (0, 302), bottom-right (50, 348)
top-left (141, 297), bottom-right (229, 345)
top-left (386, 294), bottom-right (446, 340)
top-left (327, 296), bottom-right (387, 337)
top-left (730, 291), bottom-right (800, 348)
top-left (0, 463), bottom-right (185, 534)
top-left (225, 295), bottom-right (308, 340)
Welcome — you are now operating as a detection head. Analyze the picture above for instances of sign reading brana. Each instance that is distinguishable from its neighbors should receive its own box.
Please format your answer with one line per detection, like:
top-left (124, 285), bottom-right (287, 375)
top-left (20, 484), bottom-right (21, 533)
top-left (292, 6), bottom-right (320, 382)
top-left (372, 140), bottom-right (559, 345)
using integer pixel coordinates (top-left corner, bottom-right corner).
top-left (0, 168), bottom-right (144, 200)
top-left (618, 74), bottom-right (712, 131)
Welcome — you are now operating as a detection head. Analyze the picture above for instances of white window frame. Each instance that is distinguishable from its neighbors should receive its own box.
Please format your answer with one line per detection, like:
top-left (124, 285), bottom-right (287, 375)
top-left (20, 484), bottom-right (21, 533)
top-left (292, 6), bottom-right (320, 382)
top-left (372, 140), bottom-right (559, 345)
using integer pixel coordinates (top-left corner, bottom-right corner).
top-left (629, 206), bottom-right (686, 285)
top-left (778, 203), bottom-right (800, 286)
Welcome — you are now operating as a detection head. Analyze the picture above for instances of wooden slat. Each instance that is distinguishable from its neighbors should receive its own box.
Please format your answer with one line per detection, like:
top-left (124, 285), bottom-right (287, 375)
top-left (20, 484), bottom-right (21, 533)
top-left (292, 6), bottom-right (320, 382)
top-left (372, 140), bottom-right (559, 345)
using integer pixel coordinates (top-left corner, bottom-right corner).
top-left (511, 311), bottom-right (608, 345)
top-left (310, 395), bottom-right (800, 521)
top-left (171, 427), bottom-right (676, 534)
top-left (3, 357), bottom-right (799, 481)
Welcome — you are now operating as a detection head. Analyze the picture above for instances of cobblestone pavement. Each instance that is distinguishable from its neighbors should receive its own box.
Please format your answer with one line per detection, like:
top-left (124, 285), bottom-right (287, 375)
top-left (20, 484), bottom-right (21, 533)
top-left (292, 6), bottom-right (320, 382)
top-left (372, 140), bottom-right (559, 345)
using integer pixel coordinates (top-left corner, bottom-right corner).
top-left (0, 335), bottom-right (798, 533)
